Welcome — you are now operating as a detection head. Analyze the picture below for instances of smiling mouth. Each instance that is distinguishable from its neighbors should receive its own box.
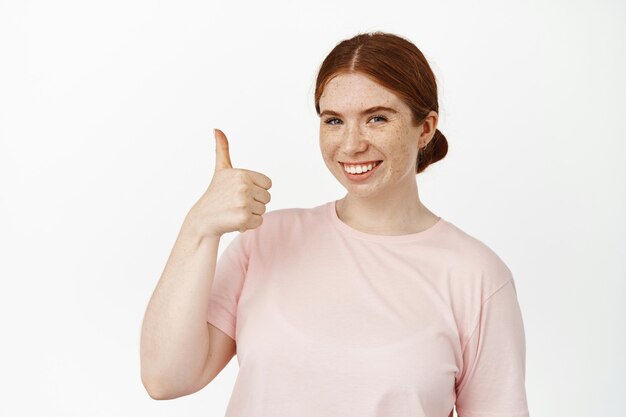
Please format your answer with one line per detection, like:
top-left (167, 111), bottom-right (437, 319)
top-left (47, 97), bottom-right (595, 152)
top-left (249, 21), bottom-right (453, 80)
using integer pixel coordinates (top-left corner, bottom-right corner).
top-left (339, 160), bottom-right (383, 174)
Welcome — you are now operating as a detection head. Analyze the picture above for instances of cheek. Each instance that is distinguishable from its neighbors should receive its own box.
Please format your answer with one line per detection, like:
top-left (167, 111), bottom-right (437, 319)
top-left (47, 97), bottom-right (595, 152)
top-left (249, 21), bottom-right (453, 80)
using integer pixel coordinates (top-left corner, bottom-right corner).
top-left (383, 134), bottom-right (415, 173)
top-left (319, 134), bottom-right (338, 152)
top-left (319, 139), bottom-right (335, 163)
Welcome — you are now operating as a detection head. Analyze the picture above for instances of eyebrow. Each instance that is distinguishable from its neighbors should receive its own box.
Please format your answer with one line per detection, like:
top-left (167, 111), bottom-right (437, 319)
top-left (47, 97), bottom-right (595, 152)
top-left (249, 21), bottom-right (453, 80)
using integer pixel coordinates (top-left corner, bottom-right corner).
top-left (319, 106), bottom-right (398, 118)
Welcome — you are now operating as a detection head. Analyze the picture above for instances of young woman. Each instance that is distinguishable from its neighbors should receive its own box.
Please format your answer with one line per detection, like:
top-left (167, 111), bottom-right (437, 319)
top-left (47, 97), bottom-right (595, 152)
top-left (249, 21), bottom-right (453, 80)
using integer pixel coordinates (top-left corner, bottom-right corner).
top-left (141, 31), bottom-right (530, 417)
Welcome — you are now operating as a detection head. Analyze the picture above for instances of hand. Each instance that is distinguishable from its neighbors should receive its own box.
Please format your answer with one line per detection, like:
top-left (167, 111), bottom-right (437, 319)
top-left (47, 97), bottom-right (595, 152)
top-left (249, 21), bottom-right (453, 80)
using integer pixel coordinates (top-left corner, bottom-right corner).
top-left (185, 128), bottom-right (273, 238)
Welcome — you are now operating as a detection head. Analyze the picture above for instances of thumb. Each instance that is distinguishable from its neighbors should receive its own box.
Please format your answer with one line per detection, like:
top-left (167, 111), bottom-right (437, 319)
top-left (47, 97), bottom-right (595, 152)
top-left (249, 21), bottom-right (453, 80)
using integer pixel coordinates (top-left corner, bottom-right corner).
top-left (213, 128), bottom-right (233, 171)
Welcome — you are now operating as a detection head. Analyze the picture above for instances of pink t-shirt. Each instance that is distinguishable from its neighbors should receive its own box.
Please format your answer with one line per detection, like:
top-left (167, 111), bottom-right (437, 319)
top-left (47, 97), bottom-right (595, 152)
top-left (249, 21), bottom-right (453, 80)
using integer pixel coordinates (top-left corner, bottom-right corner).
top-left (206, 200), bottom-right (530, 417)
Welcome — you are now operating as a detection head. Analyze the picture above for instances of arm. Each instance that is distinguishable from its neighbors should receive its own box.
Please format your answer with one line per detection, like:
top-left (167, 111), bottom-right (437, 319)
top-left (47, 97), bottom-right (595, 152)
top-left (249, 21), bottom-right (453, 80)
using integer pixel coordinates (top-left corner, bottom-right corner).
top-left (140, 215), bottom-right (221, 400)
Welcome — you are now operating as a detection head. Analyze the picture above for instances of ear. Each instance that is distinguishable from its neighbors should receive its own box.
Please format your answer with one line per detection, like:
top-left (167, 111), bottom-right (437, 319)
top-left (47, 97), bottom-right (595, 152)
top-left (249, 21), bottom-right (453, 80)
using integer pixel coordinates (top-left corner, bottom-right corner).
top-left (418, 111), bottom-right (438, 148)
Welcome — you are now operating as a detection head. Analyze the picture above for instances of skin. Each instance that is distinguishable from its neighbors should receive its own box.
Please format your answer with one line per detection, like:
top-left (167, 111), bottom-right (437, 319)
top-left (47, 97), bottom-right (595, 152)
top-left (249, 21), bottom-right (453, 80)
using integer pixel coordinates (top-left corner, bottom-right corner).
top-left (318, 72), bottom-right (441, 235)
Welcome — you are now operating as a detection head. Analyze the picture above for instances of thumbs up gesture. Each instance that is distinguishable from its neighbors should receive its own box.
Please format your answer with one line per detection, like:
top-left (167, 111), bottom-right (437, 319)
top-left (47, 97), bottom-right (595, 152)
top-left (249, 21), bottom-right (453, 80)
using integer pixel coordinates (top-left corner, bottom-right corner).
top-left (185, 128), bottom-right (273, 239)
top-left (214, 127), bottom-right (234, 171)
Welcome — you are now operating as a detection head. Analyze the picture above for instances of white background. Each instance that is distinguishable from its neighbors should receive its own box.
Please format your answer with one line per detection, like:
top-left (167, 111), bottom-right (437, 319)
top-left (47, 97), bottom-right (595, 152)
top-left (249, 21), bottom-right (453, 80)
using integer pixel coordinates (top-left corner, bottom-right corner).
top-left (1, 0), bottom-right (624, 416)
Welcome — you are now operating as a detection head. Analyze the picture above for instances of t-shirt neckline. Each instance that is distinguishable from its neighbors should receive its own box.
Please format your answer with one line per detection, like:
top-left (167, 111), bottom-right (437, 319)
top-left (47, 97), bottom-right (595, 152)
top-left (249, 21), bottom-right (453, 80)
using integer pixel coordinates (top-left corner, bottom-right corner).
top-left (326, 200), bottom-right (446, 243)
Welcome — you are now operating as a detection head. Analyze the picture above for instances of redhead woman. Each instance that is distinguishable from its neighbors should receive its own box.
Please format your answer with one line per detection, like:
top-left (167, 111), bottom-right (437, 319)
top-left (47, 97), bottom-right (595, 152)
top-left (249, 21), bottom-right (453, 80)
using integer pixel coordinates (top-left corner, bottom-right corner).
top-left (140, 31), bottom-right (530, 417)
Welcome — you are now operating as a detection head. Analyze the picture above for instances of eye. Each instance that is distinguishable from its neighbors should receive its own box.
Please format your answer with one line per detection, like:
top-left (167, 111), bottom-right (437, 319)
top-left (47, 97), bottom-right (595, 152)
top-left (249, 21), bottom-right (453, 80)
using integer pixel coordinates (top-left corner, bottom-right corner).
top-left (370, 115), bottom-right (387, 123)
top-left (323, 115), bottom-right (387, 125)
top-left (324, 117), bottom-right (341, 125)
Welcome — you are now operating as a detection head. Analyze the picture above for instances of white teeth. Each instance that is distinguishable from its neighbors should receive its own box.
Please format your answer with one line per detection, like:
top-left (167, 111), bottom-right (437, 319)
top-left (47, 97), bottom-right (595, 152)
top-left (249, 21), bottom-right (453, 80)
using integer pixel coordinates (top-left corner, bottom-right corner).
top-left (343, 161), bottom-right (379, 174)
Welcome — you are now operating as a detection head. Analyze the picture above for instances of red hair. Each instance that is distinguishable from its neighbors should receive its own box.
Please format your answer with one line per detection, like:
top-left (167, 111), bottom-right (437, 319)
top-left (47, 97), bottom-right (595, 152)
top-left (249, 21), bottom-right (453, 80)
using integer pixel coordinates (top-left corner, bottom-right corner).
top-left (314, 31), bottom-right (448, 174)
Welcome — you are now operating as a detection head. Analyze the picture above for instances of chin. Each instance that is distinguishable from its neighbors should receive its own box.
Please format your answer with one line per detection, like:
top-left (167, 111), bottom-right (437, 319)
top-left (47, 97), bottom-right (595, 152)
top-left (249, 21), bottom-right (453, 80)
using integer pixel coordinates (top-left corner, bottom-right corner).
top-left (341, 184), bottom-right (382, 197)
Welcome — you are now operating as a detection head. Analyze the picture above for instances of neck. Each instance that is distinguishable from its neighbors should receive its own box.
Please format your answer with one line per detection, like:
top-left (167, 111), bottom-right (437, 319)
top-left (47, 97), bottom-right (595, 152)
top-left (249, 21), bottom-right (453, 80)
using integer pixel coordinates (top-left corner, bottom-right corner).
top-left (336, 188), bottom-right (437, 235)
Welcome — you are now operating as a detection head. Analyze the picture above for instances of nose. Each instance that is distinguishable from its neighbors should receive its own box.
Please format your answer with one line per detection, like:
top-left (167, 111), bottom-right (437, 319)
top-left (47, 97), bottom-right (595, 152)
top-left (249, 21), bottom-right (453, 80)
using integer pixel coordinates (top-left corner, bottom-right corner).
top-left (342, 124), bottom-right (369, 154)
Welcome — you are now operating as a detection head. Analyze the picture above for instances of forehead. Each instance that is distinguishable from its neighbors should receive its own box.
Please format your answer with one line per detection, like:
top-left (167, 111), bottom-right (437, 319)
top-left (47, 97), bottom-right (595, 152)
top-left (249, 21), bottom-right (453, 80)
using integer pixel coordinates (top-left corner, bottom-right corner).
top-left (319, 72), bottom-right (404, 113)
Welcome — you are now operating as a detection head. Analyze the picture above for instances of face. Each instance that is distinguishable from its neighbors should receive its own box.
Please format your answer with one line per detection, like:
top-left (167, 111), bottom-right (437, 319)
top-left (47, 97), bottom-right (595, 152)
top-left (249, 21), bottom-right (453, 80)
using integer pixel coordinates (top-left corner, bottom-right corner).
top-left (318, 72), bottom-right (437, 200)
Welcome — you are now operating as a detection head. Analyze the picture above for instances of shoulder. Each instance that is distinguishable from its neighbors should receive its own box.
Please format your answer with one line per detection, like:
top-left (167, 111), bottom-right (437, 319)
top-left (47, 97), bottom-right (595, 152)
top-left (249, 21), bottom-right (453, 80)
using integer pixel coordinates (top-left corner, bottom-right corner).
top-left (253, 205), bottom-right (319, 231)
top-left (240, 204), bottom-right (325, 242)
top-left (440, 219), bottom-right (514, 292)
top-left (261, 205), bottom-right (312, 222)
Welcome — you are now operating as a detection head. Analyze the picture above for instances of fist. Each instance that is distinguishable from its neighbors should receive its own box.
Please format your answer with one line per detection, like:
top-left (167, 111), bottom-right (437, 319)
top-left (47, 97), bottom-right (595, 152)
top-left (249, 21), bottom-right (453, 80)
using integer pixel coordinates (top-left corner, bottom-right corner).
top-left (186, 128), bottom-right (273, 238)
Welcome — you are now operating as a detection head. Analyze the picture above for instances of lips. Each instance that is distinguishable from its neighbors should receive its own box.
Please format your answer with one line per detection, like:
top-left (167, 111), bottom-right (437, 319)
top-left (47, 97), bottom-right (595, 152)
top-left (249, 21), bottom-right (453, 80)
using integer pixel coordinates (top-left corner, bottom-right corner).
top-left (340, 160), bottom-right (382, 172)
top-left (341, 159), bottom-right (383, 181)
top-left (339, 160), bottom-right (382, 165)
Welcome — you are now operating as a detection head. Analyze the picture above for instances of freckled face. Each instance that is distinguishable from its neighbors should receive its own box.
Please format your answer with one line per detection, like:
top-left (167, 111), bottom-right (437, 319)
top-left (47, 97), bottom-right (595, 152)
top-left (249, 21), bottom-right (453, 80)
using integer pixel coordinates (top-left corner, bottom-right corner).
top-left (319, 72), bottom-right (423, 198)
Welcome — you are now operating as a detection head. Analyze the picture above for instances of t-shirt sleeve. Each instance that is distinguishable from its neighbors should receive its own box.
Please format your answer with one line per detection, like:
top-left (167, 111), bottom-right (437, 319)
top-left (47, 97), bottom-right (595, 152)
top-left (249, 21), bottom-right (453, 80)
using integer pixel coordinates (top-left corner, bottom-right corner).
top-left (206, 232), bottom-right (249, 341)
top-left (455, 278), bottom-right (530, 417)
